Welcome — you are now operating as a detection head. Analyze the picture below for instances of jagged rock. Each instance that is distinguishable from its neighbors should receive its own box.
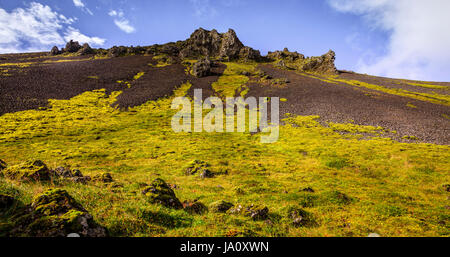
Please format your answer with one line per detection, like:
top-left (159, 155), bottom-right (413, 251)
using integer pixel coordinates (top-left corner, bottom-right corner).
top-left (53, 166), bottom-right (73, 178)
top-left (64, 40), bottom-right (82, 53)
top-left (229, 204), bottom-right (269, 220)
top-left (268, 48), bottom-right (305, 62)
top-left (0, 194), bottom-right (15, 211)
top-left (179, 28), bottom-right (261, 61)
top-left (93, 172), bottom-right (113, 183)
top-left (0, 159), bottom-right (7, 171)
top-left (50, 46), bottom-right (61, 56)
top-left (302, 50), bottom-right (337, 74)
top-left (244, 204), bottom-right (269, 220)
top-left (160, 43), bottom-right (180, 56)
top-left (142, 178), bottom-right (183, 209)
top-left (184, 160), bottom-right (211, 175)
top-left (52, 167), bottom-right (91, 184)
top-left (301, 187), bottom-right (315, 193)
top-left (125, 45), bottom-right (146, 55)
top-left (239, 46), bottom-right (261, 61)
top-left (209, 200), bottom-right (234, 213)
top-left (183, 200), bottom-right (208, 215)
top-left (8, 189), bottom-right (107, 237)
top-left (286, 207), bottom-right (315, 227)
top-left (268, 48), bottom-right (337, 74)
top-left (2, 160), bottom-right (51, 181)
top-left (108, 46), bottom-right (128, 57)
top-left (192, 57), bottom-right (212, 77)
top-left (78, 43), bottom-right (94, 55)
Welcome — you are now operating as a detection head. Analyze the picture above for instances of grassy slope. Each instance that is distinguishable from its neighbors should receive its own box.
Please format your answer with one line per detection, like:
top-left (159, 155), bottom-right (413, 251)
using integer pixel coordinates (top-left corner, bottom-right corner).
top-left (0, 62), bottom-right (449, 237)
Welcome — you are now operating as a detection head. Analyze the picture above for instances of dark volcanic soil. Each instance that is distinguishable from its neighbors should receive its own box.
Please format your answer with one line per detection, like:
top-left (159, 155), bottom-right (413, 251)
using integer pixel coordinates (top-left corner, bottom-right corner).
top-left (1, 52), bottom-right (449, 144)
top-left (247, 65), bottom-right (449, 144)
top-left (0, 54), bottom-right (156, 114)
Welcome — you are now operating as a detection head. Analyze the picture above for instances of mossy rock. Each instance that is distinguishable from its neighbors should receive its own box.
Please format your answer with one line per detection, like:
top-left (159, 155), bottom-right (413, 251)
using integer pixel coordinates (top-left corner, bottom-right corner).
top-left (142, 178), bottom-right (183, 209)
top-left (209, 200), bottom-right (234, 213)
top-left (93, 172), bottom-right (113, 183)
top-left (2, 160), bottom-right (51, 182)
top-left (229, 204), bottom-right (269, 220)
top-left (183, 160), bottom-right (213, 178)
top-left (183, 200), bottom-right (208, 215)
top-left (284, 206), bottom-right (316, 227)
top-left (8, 189), bottom-right (107, 237)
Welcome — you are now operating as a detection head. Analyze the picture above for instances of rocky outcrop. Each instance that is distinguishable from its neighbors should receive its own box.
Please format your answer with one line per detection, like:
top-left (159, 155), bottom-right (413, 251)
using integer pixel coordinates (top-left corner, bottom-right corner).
top-left (49, 40), bottom-right (95, 56)
top-left (179, 28), bottom-right (261, 61)
top-left (192, 58), bottom-right (212, 77)
top-left (78, 43), bottom-right (94, 55)
top-left (8, 189), bottom-right (107, 237)
top-left (268, 48), bottom-right (338, 74)
top-left (267, 47), bottom-right (305, 62)
top-left (50, 46), bottom-right (61, 56)
top-left (64, 40), bottom-right (82, 53)
top-left (142, 178), bottom-right (183, 209)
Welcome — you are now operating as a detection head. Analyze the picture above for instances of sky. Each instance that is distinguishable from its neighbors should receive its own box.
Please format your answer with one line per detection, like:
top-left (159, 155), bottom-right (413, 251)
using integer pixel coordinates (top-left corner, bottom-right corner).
top-left (0, 0), bottom-right (449, 82)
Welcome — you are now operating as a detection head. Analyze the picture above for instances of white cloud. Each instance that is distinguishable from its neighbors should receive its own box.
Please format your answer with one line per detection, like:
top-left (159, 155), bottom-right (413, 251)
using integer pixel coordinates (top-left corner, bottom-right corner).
top-left (73, 0), bottom-right (93, 15)
top-left (64, 27), bottom-right (105, 46)
top-left (109, 9), bottom-right (135, 33)
top-left (328, 0), bottom-right (450, 81)
top-left (0, 2), bottom-right (105, 53)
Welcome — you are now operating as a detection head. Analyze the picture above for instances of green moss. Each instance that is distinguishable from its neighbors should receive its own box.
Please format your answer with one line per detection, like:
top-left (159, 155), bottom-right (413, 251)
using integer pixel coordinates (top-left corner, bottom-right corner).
top-left (142, 179), bottom-right (183, 209)
top-left (2, 160), bottom-right (51, 181)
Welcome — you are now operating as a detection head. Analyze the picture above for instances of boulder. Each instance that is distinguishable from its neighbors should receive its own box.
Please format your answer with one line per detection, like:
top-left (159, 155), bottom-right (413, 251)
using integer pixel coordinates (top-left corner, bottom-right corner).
top-left (244, 204), bottom-right (269, 220)
top-left (183, 200), bottom-right (208, 215)
top-left (8, 189), bottom-right (107, 237)
top-left (63, 40), bottom-right (82, 53)
top-left (229, 204), bottom-right (269, 220)
top-left (184, 160), bottom-right (211, 176)
top-left (93, 172), bottom-right (113, 183)
top-left (50, 46), bottom-right (61, 56)
top-left (108, 46), bottom-right (128, 57)
top-left (192, 58), bottom-right (212, 78)
top-left (78, 43), bottom-right (94, 55)
top-left (2, 160), bottom-right (51, 181)
top-left (142, 178), bottom-right (183, 209)
top-left (209, 200), bottom-right (234, 213)
top-left (286, 207), bottom-right (315, 227)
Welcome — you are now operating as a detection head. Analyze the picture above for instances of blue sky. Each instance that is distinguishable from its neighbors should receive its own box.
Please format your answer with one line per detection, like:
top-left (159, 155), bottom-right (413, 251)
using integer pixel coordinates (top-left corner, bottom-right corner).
top-left (1, 0), bottom-right (449, 81)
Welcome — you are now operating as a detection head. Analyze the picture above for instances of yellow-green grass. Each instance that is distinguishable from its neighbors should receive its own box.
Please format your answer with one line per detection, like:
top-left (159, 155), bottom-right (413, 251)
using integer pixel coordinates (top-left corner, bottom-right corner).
top-left (0, 62), bottom-right (449, 237)
top-left (327, 78), bottom-right (450, 106)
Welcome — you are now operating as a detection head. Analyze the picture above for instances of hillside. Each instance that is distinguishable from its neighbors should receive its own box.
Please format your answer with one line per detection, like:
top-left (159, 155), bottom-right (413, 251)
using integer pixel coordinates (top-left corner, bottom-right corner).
top-left (0, 28), bottom-right (449, 237)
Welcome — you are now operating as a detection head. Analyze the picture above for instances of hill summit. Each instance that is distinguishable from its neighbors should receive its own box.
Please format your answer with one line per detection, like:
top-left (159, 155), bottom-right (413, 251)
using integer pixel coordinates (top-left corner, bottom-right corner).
top-left (50, 28), bottom-right (338, 74)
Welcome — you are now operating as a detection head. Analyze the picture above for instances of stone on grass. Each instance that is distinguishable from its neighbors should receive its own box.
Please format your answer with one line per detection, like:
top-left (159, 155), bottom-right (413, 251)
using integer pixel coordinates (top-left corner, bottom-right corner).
top-left (2, 160), bottom-right (51, 182)
top-left (209, 200), bottom-right (234, 213)
top-left (9, 189), bottom-right (107, 237)
top-left (142, 178), bottom-right (183, 209)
